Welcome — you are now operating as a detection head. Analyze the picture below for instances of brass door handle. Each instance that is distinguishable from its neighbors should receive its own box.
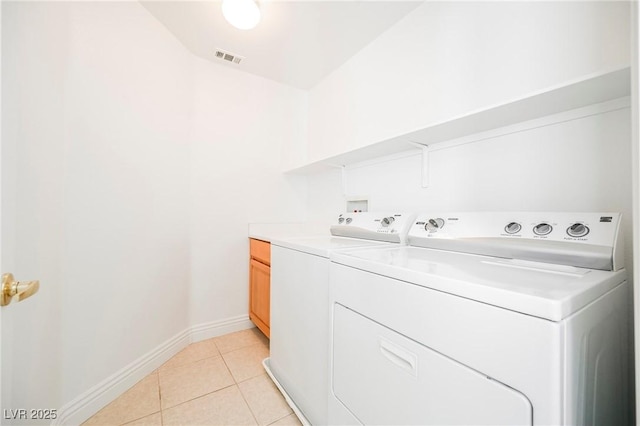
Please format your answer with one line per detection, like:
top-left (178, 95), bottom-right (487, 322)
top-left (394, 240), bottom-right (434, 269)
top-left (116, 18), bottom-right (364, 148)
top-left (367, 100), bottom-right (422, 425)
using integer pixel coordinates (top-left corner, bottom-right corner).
top-left (1, 273), bottom-right (40, 306)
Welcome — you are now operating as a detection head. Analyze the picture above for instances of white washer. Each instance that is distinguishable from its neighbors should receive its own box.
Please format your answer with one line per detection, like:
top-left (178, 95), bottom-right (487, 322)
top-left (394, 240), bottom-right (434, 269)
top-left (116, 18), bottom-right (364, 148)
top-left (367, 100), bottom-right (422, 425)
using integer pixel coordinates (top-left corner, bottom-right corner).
top-left (265, 212), bottom-right (415, 425)
top-left (328, 212), bottom-right (630, 425)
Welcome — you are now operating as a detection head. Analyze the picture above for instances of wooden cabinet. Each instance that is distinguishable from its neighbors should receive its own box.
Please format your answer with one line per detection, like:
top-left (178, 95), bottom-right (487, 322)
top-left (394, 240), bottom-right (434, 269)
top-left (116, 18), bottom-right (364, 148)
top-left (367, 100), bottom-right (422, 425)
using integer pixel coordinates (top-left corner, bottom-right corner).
top-left (249, 238), bottom-right (270, 338)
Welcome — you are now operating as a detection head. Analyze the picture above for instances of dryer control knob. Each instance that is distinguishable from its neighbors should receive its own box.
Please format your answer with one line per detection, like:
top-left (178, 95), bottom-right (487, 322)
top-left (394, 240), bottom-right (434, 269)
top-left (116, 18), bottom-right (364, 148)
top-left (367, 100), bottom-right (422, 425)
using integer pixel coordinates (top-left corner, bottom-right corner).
top-left (381, 217), bottom-right (395, 227)
top-left (345, 217), bottom-right (353, 224)
top-left (425, 218), bottom-right (445, 232)
top-left (567, 223), bottom-right (589, 238)
top-left (338, 217), bottom-right (344, 224)
top-left (533, 223), bottom-right (553, 236)
top-left (504, 222), bottom-right (522, 234)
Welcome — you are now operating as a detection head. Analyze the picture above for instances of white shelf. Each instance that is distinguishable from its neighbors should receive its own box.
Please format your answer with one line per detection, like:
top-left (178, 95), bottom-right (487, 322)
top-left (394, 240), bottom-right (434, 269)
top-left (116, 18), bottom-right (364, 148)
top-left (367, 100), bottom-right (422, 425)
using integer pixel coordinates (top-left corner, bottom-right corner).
top-left (285, 66), bottom-right (630, 175)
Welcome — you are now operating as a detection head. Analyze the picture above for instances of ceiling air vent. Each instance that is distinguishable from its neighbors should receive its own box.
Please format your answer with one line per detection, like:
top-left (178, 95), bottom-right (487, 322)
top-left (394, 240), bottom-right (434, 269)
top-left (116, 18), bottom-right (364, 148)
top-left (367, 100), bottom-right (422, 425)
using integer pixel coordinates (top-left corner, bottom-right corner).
top-left (214, 48), bottom-right (244, 65)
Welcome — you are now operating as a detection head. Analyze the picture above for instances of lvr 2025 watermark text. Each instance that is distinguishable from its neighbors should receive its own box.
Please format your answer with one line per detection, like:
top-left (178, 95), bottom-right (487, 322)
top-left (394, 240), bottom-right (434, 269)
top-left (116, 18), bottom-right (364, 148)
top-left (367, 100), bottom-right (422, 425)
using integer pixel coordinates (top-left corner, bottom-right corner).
top-left (3, 409), bottom-right (57, 420)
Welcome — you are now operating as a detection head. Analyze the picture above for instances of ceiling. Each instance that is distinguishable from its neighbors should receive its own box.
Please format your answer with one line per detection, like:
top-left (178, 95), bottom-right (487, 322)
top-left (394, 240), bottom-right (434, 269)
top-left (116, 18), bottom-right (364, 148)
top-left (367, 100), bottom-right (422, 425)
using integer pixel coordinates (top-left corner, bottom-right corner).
top-left (140, 1), bottom-right (423, 89)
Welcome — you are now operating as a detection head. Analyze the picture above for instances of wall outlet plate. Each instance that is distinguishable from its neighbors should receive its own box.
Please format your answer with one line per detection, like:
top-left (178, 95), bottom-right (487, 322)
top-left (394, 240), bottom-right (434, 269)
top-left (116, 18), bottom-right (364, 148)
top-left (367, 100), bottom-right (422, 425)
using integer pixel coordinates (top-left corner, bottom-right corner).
top-left (346, 199), bottom-right (368, 213)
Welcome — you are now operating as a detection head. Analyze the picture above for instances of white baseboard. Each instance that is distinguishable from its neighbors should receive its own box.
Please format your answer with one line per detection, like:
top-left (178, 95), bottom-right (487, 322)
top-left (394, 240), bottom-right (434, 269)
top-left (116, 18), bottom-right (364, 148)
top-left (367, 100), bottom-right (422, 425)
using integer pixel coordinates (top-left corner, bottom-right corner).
top-left (190, 315), bottom-right (254, 343)
top-left (53, 315), bottom-right (254, 426)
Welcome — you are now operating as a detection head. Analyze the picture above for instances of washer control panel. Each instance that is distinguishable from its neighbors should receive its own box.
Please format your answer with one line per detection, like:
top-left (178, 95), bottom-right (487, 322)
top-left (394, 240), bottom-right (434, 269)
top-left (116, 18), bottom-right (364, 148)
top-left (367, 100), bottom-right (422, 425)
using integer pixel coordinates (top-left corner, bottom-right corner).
top-left (331, 212), bottom-right (415, 243)
top-left (408, 212), bottom-right (623, 271)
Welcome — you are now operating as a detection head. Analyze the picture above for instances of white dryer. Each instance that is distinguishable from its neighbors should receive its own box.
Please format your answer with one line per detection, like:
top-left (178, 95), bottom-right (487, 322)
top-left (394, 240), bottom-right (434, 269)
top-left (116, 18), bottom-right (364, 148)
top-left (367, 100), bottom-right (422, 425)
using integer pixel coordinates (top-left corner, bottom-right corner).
top-left (328, 212), bottom-right (630, 425)
top-left (265, 212), bottom-right (415, 425)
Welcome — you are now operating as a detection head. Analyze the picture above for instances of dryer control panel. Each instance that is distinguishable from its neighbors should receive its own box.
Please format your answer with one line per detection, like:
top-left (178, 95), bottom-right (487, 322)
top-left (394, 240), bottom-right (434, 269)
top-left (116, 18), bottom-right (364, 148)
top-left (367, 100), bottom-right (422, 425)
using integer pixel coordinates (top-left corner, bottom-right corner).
top-left (331, 212), bottom-right (415, 244)
top-left (408, 212), bottom-right (623, 271)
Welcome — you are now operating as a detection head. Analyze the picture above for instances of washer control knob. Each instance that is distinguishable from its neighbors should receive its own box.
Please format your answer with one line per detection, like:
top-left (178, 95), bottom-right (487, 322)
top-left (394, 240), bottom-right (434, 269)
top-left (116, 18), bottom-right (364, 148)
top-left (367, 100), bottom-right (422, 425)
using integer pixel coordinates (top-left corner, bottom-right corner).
top-left (381, 217), bottom-right (395, 227)
top-left (425, 218), bottom-right (445, 232)
top-left (338, 217), bottom-right (344, 224)
top-left (567, 223), bottom-right (589, 238)
top-left (504, 222), bottom-right (522, 234)
top-left (533, 223), bottom-right (553, 236)
top-left (345, 217), bottom-right (353, 224)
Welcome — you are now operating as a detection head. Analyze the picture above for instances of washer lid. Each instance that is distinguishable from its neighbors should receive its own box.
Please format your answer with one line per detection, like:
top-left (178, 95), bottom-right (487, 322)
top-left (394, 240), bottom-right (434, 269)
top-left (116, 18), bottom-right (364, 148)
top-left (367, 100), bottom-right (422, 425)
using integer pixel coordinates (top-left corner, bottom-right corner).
top-left (330, 246), bottom-right (626, 321)
top-left (272, 236), bottom-right (392, 258)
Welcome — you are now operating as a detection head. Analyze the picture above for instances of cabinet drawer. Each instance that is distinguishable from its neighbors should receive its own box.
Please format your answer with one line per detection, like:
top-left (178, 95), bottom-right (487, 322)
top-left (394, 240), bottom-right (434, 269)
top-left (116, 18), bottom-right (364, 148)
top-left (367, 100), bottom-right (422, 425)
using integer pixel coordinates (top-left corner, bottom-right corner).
top-left (250, 238), bottom-right (271, 265)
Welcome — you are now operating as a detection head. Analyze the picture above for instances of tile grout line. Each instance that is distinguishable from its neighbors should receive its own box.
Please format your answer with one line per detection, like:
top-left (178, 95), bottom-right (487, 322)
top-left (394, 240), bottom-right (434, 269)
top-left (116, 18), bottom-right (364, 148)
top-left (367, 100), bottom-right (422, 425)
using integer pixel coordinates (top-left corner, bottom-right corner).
top-left (118, 410), bottom-right (162, 426)
top-left (266, 411), bottom-right (297, 426)
top-left (114, 372), bottom-right (163, 426)
top-left (158, 341), bottom-right (226, 418)
top-left (222, 337), bottom-right (272, 425)
top-left (158, 372), bottom-right (164, 426)
top-left (219, 348), bottom-right (261, 425)
top-left (159, 353), bottom-right (223, 375)
top-left (237, 384), bottom-right (261, 426)
top-left (160, 383), bottom-right (238, 411)
top-left (157, 343), bottom-right (223, 374)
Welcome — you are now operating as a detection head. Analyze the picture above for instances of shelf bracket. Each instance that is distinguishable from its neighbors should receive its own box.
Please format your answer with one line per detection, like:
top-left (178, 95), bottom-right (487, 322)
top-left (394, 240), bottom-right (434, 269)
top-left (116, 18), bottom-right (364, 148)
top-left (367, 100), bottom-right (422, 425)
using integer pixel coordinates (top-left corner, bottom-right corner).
top-left (326, 163), bottom-right (347, 196)
top-left (407, 141), bottom-right (429, 188)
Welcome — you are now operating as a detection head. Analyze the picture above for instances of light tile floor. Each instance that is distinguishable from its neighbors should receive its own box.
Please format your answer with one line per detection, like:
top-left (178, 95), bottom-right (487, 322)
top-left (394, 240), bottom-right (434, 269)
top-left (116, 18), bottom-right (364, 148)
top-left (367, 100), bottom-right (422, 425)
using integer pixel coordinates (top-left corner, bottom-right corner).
top-left (83, 328), bottom-right (301, 426)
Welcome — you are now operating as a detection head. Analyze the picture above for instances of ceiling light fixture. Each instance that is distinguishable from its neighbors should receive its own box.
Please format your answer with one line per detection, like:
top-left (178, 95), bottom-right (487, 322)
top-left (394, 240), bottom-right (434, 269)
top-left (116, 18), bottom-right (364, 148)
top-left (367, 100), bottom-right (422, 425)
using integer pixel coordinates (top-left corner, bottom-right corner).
top-left (222, 0), bottom-right (261, 30)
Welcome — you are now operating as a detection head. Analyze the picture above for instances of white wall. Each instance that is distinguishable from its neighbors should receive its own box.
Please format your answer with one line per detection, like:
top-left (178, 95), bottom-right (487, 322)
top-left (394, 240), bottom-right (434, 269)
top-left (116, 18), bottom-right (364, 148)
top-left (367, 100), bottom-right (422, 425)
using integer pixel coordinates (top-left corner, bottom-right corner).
top-left (189, 57), bottom-right (307, 326)
top-left (307, 1), bottom-right (630, 164)
top-left (59, 2), bottom-right (194, 403)
top-left (2, 1), bottom-right (193, 418)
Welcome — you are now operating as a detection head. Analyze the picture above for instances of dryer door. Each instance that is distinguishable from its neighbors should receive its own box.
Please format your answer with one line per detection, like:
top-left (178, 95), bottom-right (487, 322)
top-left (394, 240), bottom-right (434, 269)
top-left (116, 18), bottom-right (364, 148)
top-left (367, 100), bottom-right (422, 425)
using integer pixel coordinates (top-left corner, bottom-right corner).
top-left (332, 304), bottom-right (533, 425)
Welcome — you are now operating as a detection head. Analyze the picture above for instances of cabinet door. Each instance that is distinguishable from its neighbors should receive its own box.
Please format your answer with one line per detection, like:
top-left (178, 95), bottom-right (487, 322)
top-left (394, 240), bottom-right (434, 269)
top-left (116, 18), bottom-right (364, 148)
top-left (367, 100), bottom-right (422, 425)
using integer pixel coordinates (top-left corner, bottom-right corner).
top-left (250, 258), bottom-right (270, 337)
